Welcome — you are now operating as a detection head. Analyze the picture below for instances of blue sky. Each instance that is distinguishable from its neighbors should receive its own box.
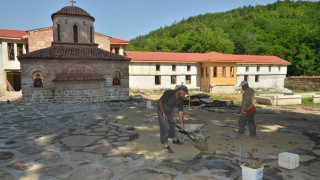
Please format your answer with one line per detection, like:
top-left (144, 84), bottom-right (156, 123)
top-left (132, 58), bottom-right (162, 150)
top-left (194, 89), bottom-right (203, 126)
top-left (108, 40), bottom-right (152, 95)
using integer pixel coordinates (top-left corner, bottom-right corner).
top-left (0, 0), bottom-right (317, 40)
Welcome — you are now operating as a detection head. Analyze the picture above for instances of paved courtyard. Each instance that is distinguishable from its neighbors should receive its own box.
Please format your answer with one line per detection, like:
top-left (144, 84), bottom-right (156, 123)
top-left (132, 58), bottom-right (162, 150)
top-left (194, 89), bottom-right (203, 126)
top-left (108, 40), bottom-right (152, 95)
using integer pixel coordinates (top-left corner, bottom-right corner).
top-left (0, 100), bottom-right (239, 180)
top-left (0, 93), bottom-right (319, 180)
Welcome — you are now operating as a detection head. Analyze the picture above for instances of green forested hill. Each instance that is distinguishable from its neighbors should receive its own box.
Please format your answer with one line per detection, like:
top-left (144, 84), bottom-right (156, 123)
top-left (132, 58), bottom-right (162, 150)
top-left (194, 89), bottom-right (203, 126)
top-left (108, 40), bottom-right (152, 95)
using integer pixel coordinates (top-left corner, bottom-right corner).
top-left (126, 0), bottom-right (320, 76)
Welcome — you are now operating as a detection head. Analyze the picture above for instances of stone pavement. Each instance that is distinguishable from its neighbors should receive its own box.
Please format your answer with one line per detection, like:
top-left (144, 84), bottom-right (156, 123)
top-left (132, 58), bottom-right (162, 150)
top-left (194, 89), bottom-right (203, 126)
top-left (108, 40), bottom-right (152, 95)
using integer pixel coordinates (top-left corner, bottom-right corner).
top-left (0, 100), bottom-right (319, 180)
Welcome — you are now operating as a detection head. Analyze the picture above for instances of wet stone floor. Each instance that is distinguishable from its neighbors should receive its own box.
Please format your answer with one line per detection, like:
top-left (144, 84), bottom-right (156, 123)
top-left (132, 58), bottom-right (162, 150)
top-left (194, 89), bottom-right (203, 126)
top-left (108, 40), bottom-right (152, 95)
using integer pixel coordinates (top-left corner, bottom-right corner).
top-left (0, 101), bottom-right (319, 180)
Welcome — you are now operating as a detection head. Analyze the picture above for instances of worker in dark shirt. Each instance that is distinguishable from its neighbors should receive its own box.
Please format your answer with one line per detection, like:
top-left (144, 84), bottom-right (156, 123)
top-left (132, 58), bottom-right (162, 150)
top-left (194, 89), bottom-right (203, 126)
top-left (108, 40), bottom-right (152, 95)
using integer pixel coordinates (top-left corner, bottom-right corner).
top-left (157, 85), bottom-right (188, 153)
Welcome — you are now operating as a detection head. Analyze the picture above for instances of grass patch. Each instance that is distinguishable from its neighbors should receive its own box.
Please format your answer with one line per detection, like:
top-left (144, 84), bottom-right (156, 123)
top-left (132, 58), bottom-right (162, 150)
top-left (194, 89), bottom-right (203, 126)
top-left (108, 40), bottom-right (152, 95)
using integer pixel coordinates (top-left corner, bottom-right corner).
top-left (302, 97), bottom-right (320, 106)
top-left (153, 90), bottom-right (165, 95)
top-left (233, 101), bottom-right (242, 105)
top-left (209, 95), bottom-right (222, 100)
top-left (294, 90), bottom-right (316, 93)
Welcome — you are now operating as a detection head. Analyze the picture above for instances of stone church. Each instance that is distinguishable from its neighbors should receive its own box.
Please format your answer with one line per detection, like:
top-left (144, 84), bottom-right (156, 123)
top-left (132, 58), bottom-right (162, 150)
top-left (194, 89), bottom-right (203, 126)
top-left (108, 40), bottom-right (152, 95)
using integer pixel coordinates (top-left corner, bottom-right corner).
top-left (18, 5), bottom-right (130, 103)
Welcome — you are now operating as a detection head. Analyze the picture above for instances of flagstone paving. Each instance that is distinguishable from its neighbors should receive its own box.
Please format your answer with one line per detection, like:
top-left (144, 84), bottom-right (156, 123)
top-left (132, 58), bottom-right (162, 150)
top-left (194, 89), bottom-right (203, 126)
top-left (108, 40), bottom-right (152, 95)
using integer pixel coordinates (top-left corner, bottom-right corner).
top-left (0, 101), bottom-right (319, 180)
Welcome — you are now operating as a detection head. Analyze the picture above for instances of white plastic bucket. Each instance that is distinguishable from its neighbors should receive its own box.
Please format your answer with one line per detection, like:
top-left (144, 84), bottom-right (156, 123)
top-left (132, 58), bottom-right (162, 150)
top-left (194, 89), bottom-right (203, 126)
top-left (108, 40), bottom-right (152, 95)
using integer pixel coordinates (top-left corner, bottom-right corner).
top-left (241, 164), bottom-right (264, 180)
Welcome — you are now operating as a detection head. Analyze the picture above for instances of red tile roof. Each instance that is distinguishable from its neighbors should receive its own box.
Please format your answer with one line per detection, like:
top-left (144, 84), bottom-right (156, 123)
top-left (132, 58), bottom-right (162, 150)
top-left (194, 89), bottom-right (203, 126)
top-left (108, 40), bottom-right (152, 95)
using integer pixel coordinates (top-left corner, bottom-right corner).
top-left (52, 6), bottom-right (95, 21)
top-left (19, 42), bottom-right (130, 61)
top-left (110, 37), bottom-right (129, 44)
top-left (125, 51), bottom-right (203, 62)
top-left (201, 51), bottom-right (240, 61)
top-left (0, 29), bottom-right (27, 38)
top-left (227, 54), bottom-right (291, 65)
top-left (125, 51), bottom-right (290, 64)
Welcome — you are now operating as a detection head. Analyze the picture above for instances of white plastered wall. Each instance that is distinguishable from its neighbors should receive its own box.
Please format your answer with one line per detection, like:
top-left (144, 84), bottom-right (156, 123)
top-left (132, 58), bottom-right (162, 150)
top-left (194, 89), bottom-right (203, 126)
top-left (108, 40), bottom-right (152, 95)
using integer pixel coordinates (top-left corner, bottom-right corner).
top-left (129, 62), bottom-right (200, 90)
top-left (236, 64), bottom-right (288, 88)
top-left (0, 39), bottom-right (26, 90)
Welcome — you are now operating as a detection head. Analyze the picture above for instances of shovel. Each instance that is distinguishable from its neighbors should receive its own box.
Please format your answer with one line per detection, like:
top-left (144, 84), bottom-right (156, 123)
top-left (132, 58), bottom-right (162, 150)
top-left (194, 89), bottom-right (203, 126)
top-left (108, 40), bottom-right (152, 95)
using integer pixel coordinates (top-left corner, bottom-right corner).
top-left (167, 117), bottom-right (208, 151)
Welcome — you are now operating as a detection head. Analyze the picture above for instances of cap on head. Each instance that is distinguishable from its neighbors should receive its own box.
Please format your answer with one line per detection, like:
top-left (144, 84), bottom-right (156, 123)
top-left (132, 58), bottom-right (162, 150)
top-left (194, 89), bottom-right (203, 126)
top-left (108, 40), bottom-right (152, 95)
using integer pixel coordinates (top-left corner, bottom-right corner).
top-left (239, 81), bottom-right (248, 87)
top-left (178, 85), bottom-right (189, 95)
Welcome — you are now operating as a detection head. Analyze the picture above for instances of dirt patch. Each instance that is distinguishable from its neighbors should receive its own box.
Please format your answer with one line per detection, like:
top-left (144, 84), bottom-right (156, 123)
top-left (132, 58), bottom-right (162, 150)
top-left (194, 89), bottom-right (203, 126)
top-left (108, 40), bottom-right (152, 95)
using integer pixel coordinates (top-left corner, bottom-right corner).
top-left (106, 93), bottom-right (320, 159)
top-left (0, 91), bottom-right (22, 102)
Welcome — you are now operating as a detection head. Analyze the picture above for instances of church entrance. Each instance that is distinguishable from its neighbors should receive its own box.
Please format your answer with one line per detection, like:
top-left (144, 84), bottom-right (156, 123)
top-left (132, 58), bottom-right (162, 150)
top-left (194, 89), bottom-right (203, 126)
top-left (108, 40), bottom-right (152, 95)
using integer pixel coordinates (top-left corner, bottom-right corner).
top-left (6, 70), bottom-right (21, 91)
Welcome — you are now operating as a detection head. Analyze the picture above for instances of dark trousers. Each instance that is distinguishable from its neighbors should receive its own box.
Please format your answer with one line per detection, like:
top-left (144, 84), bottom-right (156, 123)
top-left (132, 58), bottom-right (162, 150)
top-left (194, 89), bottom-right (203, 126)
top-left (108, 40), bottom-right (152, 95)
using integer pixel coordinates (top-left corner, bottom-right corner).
top-left (238, 112), bottom-right (256, 136)
top-left (157, 108), bottom-right (176, 144)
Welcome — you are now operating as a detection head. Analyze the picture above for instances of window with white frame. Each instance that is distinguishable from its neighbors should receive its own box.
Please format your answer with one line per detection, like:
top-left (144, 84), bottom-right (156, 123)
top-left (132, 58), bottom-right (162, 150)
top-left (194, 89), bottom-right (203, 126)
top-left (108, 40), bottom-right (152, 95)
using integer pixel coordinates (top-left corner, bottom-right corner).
top-left (171, 75), bottom-right (176, 84)
top-left (155, 76), bottom-right (161, 85)
top-left (186, 75), bottom-right (191, 84)
top-left (244, 75), bottom-right (248, 81)
top-left (172, 64), bottom-right (176, 71)
top-left (156, 64), bottom-right (160, 71)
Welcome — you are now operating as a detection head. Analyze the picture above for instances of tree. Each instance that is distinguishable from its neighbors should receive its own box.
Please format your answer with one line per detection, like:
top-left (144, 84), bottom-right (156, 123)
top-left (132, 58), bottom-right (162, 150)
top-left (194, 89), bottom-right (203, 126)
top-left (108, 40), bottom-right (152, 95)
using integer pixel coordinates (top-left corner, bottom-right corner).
top-left (125, 1), bottom-right (320, 76)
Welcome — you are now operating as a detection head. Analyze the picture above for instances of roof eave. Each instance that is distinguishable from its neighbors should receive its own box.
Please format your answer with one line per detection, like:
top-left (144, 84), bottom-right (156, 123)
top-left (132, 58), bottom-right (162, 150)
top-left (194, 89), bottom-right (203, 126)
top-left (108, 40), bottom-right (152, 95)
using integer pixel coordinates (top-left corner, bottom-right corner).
top-left (130, 60), bottom-right (197, 63)
top-left (110, 42), bottom-right (130, 45)
top-left (238, 62), bottom-right (291, 65)
top-left (18, 57), bottom-right (131, 61)
top-left (0, 37), bottom-right (24, 40)
top-left (51, 13), bottom-right (95, 21)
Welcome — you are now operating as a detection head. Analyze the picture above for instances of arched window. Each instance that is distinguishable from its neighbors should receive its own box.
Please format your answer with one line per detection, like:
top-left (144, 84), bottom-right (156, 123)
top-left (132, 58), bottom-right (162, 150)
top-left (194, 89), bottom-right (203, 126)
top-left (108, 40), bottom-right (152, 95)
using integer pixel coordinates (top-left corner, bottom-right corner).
top-left (90, 27), bottom-right (93, 43)
top-left (73, 25), bottom-right (78, 43)
top-left (57, 24), bottom-right (61, 41)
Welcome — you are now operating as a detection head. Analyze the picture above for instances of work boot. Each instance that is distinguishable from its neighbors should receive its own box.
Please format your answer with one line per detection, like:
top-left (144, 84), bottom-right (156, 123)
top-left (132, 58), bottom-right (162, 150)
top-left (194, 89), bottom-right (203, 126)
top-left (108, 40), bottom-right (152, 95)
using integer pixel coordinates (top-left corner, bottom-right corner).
top-left (163, 146), bottom-right (174, 153)
top-left (172, 139), bottom-right (183, 145)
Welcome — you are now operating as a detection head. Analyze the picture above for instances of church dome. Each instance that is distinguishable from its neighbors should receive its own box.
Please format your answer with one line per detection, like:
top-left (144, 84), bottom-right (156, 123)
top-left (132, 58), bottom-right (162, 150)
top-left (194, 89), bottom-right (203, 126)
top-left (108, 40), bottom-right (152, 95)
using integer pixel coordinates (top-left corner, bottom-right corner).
top-left (51, 6), bottom-right (95, 21)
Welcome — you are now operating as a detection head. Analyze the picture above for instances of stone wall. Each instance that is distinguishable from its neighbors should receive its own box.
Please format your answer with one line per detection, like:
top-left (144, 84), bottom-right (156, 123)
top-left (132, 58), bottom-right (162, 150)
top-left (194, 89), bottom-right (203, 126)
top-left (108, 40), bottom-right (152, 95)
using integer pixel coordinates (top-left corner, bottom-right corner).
top-left (22, 89), bottom-right (54, 103)
top-left (22, 88), bottom-right (129, 103)
top-left (20, 59), bottom-right (130, 103)
top-left (285, 76), bottom-right (320, 91)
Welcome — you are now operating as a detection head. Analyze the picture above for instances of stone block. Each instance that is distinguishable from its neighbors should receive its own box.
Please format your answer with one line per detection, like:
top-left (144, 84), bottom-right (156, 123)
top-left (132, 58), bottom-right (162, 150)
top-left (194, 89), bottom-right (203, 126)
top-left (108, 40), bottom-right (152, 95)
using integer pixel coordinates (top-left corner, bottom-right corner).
top-left (278, 152), bottom-right (299, 169)
top-left (313, 93), bottom-right (320, 103)
top-left (276, 95), bottom-right (301, 105)
top-left (255, 96), bottom-right (275, 105)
